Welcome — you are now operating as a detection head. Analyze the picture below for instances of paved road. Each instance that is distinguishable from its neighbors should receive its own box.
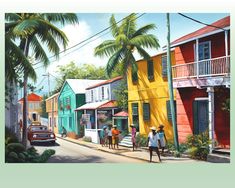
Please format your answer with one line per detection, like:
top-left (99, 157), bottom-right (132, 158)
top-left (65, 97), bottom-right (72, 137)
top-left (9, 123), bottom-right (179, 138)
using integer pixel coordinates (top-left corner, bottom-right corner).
top-left (33, 138), bottom-right (144, 163)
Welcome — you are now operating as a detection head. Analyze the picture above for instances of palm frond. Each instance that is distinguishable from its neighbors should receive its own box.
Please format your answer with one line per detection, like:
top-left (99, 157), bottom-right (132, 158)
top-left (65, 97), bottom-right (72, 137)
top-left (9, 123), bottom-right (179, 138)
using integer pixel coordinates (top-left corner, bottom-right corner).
top-left (134, 45), bottom-right (151, 60)
top-left (130, 34), bottom-right (160, 49)
top-left (94, 40), bottom-right (119, 58)
top-left (30, 36), bottom-right (50, 67)
top-left (132, 24), bottom-right (156, 38)
top-left (109, 14), bottom-right (119, 37)
top-left (120, 13), bottom-right (137, 37)
top-left (41, 13), bottom-right (79, 25)
top-left (5, 13), bottom-right (21, 22)
top-left (106, 48), bottom-right (125, 77)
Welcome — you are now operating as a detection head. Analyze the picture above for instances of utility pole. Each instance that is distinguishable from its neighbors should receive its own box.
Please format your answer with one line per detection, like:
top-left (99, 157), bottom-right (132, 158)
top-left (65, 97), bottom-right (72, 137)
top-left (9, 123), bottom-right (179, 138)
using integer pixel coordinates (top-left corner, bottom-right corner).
top-left (166, 13), bottom-right (179, 151)
top-left (42, 73), bottom-right (54, 132)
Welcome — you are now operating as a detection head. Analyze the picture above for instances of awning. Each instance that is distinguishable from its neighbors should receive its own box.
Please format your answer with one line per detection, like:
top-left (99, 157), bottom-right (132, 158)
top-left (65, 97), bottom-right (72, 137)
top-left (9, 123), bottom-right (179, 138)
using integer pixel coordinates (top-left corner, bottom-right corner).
top-left (113, 111), bottom-right (128, 117)
top-left (75, 100), bottom-right (117, 111)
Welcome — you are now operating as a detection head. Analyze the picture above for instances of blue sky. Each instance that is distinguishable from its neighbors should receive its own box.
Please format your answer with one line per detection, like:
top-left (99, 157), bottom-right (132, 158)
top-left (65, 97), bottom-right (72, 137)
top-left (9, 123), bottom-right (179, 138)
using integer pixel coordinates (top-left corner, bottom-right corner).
top-left (26, 13), bottom-right (229, 97)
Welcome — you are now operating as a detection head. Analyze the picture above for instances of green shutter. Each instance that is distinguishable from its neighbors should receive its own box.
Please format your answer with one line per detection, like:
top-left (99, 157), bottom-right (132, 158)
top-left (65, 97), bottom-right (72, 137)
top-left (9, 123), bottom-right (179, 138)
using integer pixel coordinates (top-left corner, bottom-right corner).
top-left (193, 100), bottom-right (199, 135)
top-left (132, 65), bottom-right (138, 83)
top-left (132, 103), bottom-right (138, 115)
top-left (162, 56), bottom-right (167, 78)
top-left (143, 103), bottom-right (150, 121)
top-left (147, 60), bottom-right (154, 81)
top-left (166, 100), bottom-right (176, 122)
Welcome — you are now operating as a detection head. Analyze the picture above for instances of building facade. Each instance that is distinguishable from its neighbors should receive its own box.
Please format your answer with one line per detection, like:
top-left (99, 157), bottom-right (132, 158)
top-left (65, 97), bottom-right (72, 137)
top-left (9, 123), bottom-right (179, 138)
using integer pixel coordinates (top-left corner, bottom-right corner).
top-left (46, 93), bottom-right (59, 133)
top-left (127, 52), bottom-right (176, 139)
top-left (18, 93), bottom-right (42, 123)
top-left (76, 76), bottom-right (123, 143)
top-left (58, 79), bottom-right (104, 138)
top-left (171, 16), bottom-right (230, 148)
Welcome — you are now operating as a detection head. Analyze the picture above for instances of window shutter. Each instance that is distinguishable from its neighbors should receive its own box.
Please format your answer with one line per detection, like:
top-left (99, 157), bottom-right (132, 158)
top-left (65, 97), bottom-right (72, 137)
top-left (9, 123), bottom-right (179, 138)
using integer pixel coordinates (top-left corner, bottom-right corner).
top-left (162, 56), bottom-right (168, 78)
top-left (132, 103), bottom-right (138, 115)
top-left (132, 67), bottom-right (138, 83)
top-left (193, 100), bottom-right (199, 135)
top-left (143, 103), bottom-right (150, 121)
top-left (166, 100), bottom-right (176, 122)
top-left (147, 60), bottom-right (154, 81)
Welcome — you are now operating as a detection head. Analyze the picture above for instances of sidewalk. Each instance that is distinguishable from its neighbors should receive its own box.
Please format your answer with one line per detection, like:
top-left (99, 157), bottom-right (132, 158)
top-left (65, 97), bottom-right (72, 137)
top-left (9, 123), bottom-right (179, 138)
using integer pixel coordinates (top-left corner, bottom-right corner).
top-left (55, 134), bottom-right (204, 163)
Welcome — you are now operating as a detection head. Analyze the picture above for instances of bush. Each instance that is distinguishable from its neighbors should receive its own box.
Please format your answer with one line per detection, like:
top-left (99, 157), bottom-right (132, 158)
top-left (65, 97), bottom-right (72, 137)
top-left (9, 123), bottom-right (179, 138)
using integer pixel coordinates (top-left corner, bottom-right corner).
top-left (166, 140), bottom-right (188, 154)
top-left (82, 136), bottom-right (92, 142)
top-left (186, 131), bottom-right (210, 161)
top-left (5, 127), bottom-right (19, 145)
top-left (136, 134), bottom-right (148, 147)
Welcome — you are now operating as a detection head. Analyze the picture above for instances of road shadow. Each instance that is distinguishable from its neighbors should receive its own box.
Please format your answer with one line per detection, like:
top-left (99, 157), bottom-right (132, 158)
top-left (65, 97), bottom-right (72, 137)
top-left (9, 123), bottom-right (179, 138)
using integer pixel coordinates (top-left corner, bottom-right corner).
top-left (30, 142), bottom-right (60, 147)
top-left (47, 155), bottom-right (111, 163)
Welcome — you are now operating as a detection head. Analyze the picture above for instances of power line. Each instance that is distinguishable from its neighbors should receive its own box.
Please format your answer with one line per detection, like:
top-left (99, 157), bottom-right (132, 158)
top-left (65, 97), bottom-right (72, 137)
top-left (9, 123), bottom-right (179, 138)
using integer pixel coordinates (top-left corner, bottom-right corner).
top-left (33, 13), bottom-right (145, 67)
top-left (178, 13), bottom-right (226, 31)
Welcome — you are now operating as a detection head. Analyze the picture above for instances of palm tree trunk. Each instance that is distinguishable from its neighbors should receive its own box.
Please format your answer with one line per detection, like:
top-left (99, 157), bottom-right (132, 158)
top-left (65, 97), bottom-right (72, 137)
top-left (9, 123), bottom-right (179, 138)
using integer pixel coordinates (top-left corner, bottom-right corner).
top-left (22, 38), bottom-right (29, 147)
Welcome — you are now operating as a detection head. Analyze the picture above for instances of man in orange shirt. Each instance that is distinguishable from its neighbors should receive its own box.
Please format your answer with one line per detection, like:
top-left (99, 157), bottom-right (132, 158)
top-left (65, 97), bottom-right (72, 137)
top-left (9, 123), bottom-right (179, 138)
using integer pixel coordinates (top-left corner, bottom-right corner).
top-left (112, 125), bottom-right (121, 149)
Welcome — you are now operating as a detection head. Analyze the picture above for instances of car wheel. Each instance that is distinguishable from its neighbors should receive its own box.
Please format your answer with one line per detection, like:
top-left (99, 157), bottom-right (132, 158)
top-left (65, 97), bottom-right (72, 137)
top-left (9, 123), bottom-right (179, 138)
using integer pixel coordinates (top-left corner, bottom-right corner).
top-left (51, 141), bottom-right (55, 145)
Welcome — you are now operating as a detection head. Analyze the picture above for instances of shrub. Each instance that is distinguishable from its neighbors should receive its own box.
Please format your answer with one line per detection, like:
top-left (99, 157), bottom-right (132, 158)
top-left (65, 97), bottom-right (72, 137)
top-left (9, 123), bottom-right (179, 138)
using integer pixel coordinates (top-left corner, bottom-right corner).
top-left (5, 127), bottom-right (19, 145)
top-left (166, 140), bottom-right (188, 154)
top-left (136, 134), bottom-right (148, 147)
top-left (82, 136), bottom-right (92, 142)
top-left (186, 131), bottom-right (210, 161)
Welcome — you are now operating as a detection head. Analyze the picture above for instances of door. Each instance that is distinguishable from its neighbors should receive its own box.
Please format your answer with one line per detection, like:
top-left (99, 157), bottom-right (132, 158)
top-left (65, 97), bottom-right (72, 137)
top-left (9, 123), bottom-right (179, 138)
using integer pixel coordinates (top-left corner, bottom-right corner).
top-left (32, 113), bottom-right (37, 121)
top-left (193, 100), bottom-right (209, 134)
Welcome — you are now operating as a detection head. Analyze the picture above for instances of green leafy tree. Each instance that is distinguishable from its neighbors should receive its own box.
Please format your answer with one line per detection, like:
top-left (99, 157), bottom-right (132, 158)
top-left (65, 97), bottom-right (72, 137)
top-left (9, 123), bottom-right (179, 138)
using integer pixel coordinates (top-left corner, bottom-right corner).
top-left (113, 79), bottom-right (128, 110)
top-left (54, 62), bottom-right (108, 92)
top-left (94, 13), bottom-right (160, 77)
top-left (6, 13), bottom-right (78, 147)
top-left (41, 95), bottom-right (48, 118)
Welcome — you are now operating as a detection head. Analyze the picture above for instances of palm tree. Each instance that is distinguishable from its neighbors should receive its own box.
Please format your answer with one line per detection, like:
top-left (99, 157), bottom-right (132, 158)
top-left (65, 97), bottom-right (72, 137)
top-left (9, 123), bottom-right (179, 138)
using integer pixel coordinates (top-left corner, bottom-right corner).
top-left (94, 13), bottom-right (160, 77)
top-left (5, 13), bottom-right (78, 146)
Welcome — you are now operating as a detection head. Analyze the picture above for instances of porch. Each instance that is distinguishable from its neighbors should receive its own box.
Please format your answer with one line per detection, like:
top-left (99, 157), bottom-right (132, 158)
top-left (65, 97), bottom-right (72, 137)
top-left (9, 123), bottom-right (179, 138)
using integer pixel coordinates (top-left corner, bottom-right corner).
top-left (172, 56), bottom-right (230, 88)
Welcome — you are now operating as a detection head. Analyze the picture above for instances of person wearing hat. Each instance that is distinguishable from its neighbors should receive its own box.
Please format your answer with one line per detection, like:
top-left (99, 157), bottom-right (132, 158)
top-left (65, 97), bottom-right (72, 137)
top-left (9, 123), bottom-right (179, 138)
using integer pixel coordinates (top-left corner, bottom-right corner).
top-left (112, 125), bottom-right (121, 149)
top-left (147, 126), bottom-right (161, 162)
top-left (99, 126), bottom-right (107, 147)
top-left (157, 124), bottom-right (167, 155)
top-left (130, 124), bottom-right (137, 151)
top-left (107, 124), bottom-right (113, 149)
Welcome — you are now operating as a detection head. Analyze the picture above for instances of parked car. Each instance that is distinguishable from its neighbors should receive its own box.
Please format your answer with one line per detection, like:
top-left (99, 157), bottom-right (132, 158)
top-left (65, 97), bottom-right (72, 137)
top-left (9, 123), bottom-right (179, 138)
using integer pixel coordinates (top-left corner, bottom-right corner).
top-left (27, 125), bottom-right (56, 145)
top-left (30, 121), bottom-right (41, 126)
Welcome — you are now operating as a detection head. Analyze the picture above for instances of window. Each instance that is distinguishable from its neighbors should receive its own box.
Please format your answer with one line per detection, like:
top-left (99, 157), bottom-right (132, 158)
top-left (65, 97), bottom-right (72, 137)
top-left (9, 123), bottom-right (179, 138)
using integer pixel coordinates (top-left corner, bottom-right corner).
top-left (166, 100), bottom-right (176, 122)
top-left (147, 60), bottom-right (154, 80)
top-left (198, 41), bottom-right (211, 61)
top-left (101, 87), bottom-right (105, 100)
top-left (162, 55), bottom-right (167, 78)
top-left (143, 103), bottom-right (150, 121)
top-left (132, 66), bottom-right (138, 83)
top-left (132, 103), bottom-right (138, 115)
top-left (69, 117), bottom-right (72, 129)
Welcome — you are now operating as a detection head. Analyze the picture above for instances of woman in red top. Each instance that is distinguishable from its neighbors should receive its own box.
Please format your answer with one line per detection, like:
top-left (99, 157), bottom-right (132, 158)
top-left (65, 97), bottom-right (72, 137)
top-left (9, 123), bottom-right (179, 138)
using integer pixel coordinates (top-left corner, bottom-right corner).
top-left (112, 125), bottom-right (121, 149)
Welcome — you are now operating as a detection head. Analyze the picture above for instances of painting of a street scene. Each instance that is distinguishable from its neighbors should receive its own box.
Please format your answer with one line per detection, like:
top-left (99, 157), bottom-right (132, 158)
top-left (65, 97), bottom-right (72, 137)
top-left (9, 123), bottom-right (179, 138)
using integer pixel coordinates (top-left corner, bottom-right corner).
top-left (5, 13), bottom-right (230, 163)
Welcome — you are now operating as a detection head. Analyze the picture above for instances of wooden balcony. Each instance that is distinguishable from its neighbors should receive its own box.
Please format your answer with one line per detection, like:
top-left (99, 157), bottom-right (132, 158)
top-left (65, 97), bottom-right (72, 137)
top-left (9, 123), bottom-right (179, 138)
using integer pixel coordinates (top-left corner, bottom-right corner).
top-left (172, 56), bottom-right (230, 88)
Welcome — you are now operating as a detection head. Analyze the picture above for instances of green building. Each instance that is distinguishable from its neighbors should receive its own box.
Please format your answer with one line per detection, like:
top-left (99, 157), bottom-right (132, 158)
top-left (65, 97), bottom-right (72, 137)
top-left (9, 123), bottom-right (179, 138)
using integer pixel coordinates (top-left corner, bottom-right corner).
top-left (58, 79), bottom-right (105, 138)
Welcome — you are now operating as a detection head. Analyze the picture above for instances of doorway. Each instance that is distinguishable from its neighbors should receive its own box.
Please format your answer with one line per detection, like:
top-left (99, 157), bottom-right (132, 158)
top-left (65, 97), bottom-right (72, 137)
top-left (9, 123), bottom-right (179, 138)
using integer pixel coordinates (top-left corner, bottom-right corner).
top-left (193, 99), bottom-right (209, 134)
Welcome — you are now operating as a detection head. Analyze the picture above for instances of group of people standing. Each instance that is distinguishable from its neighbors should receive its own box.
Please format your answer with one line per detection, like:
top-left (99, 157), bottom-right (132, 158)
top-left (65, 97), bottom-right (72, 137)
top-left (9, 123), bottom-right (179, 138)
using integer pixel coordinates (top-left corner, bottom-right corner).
top-left (99, 123), bottom-right (167, 162)
top-left (99, 124), bottom-right (121, 149)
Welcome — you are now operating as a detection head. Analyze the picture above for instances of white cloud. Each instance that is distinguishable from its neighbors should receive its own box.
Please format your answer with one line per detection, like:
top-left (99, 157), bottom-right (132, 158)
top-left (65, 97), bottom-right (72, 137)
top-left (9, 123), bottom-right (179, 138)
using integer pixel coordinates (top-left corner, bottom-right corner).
top-left (47, 21), bottom-right (109, 75)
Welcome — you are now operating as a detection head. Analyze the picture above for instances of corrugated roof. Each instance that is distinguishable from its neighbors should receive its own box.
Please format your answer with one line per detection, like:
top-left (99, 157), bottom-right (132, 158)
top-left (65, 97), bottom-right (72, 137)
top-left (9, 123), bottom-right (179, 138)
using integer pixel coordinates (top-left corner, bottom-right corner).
top-left (19, 93), bottom-right (42, 102)
top-left (113, 111), bottom-right (128, 117)
top-left (66, 79), bottom-right (106, 94)
top-left (171, 16), bottom-right (230, 47)
top-left (99, 100), bottom-right (117, 109)
top-left (75, 100), bottom-right (110, 111)
top-left (86, 76), bottom-right (122, 90)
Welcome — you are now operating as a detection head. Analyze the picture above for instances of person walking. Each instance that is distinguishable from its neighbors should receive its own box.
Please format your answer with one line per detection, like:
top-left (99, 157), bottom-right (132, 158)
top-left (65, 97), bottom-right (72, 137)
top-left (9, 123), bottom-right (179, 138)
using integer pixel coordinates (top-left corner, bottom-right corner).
top-left (112, 125), bottom-right (121, 149)
top-left (61, 126), bottom-right (67, 137)
top-left (157, 125), bottom-right (167, 155)
top-left (147, 126), bottom-right (161, 162)
top-left (130, 124), bottom-right (137, 151)
top-left (107, 124), bottom-right (113, 149)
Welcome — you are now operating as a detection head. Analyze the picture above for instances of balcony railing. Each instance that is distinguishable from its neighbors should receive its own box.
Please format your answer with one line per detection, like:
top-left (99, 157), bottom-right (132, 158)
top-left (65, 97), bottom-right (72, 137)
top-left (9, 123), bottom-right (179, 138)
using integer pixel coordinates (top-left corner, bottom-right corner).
top-left (172, 56), bottom-right (230, 79)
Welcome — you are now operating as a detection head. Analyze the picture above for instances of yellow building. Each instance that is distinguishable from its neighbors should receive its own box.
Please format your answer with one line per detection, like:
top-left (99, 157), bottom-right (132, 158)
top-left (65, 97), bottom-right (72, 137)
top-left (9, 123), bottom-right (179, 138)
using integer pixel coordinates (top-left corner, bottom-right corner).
top-left (127, 51), bottom-right (176, 139)
top-left (46, 93), bottom-right (59, 134)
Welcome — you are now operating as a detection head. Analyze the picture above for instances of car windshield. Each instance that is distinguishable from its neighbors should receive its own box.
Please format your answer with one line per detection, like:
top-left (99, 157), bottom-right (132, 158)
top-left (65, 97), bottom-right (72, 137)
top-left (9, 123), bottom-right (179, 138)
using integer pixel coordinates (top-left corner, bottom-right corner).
top-left (31, 126), bottom-right (47, 131)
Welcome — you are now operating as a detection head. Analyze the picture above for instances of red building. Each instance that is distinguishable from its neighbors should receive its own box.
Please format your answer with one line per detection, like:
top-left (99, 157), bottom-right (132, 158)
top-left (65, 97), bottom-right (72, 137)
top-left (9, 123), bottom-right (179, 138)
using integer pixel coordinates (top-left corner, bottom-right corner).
top-left (171, 16), bottom-right (230, 149)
